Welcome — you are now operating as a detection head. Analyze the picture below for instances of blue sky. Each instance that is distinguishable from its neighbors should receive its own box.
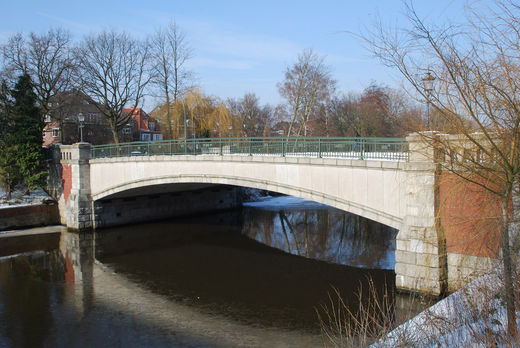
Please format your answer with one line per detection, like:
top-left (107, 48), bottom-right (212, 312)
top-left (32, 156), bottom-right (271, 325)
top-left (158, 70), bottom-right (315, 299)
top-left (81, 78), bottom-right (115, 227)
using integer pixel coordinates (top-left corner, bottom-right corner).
top-left (1, 0), bottom-right (474, 108)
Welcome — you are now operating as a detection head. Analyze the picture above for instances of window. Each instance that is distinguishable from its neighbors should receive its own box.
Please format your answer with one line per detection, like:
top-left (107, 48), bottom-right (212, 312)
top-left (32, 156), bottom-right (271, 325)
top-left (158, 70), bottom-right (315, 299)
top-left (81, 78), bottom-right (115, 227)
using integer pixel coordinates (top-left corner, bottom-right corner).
top-left (148, 121), bottom-right (155, 131)
top-left (122, 127), bottom-right (132, 135)
top-left (52, 128), bottom-right (60, 138)
top-left (141, 133), bottom-right (151, 141)
top-left (44, 114), bottom-right (52, 122)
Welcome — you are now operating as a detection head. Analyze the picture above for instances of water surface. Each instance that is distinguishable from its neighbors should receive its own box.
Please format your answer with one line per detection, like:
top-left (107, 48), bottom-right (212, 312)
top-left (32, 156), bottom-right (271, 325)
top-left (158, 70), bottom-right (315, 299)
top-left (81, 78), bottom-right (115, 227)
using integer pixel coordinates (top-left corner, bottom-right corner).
top-left (0, 196), bottom-right (420, 347)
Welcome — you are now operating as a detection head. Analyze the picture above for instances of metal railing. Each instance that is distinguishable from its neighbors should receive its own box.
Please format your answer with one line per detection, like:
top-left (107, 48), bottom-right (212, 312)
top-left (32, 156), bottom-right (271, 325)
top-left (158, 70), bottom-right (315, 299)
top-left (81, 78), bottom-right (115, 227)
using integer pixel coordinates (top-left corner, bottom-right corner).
top-left (90, 137), bottom-right (409, 161)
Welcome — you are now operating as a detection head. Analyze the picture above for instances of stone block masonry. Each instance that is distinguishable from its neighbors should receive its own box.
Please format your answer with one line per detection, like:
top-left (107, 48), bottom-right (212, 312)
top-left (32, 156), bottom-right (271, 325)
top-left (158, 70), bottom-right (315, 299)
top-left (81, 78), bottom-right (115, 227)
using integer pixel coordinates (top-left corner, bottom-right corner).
top-left (93, 185), bottom-right (242, 229)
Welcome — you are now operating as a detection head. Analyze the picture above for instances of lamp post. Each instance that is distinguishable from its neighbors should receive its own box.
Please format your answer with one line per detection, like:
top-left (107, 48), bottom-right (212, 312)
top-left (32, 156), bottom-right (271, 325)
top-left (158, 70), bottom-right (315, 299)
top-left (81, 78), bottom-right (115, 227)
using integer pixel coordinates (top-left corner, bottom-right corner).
top-left (78, 112), bottom-right (85, 143)
top-left (182, 99), bottom-right (187, 140)
top-left (422, 71), bottom-right (435, 130)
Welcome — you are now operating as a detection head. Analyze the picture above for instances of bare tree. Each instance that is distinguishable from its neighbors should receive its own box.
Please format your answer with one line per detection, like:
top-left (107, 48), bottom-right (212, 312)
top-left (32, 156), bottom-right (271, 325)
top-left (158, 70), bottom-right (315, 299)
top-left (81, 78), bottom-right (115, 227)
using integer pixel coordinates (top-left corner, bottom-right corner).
top-left (227, 93), bottom-right (273, 137)
top-left (77, 30), bottom-right (151, 143)
top-left (150, 21), bottom-right (194, 139)
top-left (364, 0), bottom-right (520, 340)
top-left (2, 28), bottom-right (77, 120)
top-left (326, 87), bottom-right (423, 137)
top-left (277, 48), bottom-right (336, 137)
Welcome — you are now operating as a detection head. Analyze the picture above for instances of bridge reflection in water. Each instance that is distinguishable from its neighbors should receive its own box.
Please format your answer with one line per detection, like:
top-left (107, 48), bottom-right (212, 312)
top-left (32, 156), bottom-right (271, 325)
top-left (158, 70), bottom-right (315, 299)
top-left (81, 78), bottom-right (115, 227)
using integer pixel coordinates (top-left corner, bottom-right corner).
top-left (243, 196), bottom-right (397, 269)
top-left (0, 197), bottom-right (423, 348)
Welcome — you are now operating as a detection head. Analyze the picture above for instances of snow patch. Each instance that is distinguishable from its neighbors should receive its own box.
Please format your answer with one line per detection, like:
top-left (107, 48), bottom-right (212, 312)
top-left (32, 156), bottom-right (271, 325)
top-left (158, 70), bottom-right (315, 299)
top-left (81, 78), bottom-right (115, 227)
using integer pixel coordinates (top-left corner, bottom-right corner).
top-left (243, 195), bottom-right (328, 211)
top-left (0, 187), bottom-right (55, 208)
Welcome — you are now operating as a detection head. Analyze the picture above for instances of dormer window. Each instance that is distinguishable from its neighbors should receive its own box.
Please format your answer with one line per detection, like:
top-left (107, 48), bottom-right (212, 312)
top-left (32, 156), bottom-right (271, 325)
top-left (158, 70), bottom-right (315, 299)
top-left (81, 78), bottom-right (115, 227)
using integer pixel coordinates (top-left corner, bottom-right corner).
top-left (44, 114), bottom-right (52, 122)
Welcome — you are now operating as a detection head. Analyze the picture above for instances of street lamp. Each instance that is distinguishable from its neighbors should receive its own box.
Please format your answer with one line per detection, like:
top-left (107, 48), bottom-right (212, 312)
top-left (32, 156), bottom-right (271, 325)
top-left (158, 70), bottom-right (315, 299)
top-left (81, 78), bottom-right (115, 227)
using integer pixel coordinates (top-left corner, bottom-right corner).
top-left (422, 70), bottom-right (435, 130)
top-left (78, 112), bottom-right (85, 143)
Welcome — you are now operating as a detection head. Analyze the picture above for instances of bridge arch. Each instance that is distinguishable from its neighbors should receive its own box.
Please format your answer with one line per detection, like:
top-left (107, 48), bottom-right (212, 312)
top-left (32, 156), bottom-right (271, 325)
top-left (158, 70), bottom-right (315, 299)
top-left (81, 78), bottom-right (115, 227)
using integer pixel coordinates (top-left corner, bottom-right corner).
top-left (89, 154), bottom-right (407, 231)
top-left (92, 174), bottom-right (403, 230)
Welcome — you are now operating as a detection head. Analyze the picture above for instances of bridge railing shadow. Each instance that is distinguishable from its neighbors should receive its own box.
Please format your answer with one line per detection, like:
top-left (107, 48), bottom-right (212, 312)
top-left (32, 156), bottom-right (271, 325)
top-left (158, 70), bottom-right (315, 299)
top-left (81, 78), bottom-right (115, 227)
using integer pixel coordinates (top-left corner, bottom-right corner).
top-left (90, 137), bottom-right (409, 161)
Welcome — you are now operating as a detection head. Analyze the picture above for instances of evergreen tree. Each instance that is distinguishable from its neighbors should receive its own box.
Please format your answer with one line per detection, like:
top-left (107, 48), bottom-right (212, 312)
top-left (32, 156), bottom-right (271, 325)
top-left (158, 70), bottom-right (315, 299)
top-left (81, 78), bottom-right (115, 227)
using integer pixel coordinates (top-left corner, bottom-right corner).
top-left (0, 81), bottom-right (20, 199)
top-left (10, 74), bottom-right (46, 193)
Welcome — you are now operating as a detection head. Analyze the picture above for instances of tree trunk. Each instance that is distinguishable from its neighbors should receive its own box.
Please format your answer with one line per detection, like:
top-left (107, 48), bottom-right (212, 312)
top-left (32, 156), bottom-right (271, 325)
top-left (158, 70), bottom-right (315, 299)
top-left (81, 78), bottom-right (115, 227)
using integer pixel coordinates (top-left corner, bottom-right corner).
top-left (110, 123), bottom-right (119, 144)
top-left (165, 93), bottom-right (173, 140)
top-left (501, 197), bottom-right (518, 341)
top-left (510, 176), bottom-right (520, 254)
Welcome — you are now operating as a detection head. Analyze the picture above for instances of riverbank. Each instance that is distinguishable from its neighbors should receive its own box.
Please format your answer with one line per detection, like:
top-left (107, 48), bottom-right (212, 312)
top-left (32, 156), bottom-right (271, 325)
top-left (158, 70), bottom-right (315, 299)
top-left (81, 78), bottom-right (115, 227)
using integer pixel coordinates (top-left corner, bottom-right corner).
top-left (0, 188), bottom-right (60, 230)
top-left (372, 268), bottom-right (515, 347)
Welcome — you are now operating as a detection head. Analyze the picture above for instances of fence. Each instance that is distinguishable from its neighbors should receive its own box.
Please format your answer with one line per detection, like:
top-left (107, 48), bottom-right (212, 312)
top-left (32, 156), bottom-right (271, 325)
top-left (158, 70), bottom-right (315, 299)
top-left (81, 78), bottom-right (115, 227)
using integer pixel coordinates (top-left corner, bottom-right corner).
top-left (90, 137), bottom-right (409, 161)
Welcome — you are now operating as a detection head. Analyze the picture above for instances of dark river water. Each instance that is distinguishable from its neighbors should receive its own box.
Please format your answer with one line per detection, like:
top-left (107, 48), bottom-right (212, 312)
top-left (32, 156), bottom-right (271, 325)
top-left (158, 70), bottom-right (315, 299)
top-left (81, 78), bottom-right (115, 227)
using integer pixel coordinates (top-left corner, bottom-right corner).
top-left (0, 196), bottom-right (423, 347)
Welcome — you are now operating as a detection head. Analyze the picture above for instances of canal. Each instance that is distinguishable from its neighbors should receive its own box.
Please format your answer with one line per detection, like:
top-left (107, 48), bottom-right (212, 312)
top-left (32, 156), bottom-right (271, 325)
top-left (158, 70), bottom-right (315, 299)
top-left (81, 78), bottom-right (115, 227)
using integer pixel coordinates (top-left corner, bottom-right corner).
top-left (0, 195), bottom-right (424, 347)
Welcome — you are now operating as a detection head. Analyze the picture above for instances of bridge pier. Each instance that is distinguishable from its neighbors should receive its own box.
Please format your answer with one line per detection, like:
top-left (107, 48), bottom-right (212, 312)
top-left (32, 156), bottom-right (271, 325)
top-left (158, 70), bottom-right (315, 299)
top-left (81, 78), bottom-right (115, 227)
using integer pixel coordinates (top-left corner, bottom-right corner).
top-left (56, 143), bottom-right (93, 231)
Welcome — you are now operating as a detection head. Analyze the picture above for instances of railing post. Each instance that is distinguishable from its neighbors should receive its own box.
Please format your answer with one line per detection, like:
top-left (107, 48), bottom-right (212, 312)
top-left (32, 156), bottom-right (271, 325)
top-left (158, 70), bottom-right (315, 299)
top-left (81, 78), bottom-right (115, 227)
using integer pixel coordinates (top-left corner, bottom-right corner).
top-left (248, 138), bottom-right (252, 156)
top-left (318, 138), bottom-right (322, 158)
top-left (220, 138), bottom-right (223, 156)
top-left (282, 138), bottom-right (286, 157)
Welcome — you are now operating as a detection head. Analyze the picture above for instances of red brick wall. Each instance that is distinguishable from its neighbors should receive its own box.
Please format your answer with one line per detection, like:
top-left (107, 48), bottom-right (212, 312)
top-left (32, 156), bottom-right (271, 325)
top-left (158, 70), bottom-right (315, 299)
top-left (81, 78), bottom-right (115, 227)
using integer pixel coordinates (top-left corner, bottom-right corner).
top-left (440, 173), bottom-right (501, 257)
top-left (62, 164), bottom-right (72, 204)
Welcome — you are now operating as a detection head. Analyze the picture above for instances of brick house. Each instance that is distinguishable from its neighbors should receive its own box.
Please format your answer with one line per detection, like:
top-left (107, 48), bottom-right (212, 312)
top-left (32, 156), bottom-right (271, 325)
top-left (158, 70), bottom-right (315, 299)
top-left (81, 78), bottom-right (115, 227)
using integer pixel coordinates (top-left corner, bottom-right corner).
top-left (122, 107), bottom-right (163, 141)
top-left (42, 91), bottom-right (135, 147)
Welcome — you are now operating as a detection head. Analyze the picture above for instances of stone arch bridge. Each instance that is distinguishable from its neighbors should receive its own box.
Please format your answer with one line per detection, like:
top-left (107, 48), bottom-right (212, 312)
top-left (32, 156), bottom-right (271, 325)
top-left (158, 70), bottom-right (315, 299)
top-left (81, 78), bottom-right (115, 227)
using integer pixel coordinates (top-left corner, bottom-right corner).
top-left (50, 135), bottom-right (494, 295)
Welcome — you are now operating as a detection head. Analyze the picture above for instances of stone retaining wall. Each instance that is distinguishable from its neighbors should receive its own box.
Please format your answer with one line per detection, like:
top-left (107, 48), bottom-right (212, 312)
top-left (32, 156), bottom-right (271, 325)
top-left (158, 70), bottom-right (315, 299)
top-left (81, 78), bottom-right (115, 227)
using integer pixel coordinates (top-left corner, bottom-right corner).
top-left (0, 204), bottom-right (59, 231)
top-left (93, 185), bottom-right (242, 229)
top-left (447, 253), bottom-right (497, 291)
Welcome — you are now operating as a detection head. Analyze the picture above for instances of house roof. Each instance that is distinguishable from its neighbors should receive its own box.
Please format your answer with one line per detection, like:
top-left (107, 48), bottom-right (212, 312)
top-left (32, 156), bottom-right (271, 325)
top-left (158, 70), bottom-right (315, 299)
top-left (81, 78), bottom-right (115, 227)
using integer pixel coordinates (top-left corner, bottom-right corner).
top-left (122, 107), bottom-right (161, 133)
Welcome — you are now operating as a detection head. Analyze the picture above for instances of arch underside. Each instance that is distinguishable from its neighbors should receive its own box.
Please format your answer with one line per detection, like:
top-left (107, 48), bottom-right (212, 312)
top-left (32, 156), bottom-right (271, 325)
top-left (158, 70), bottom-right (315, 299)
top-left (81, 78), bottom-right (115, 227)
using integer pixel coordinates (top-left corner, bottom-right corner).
top-left (92, 174), bottom-right (403, 230)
